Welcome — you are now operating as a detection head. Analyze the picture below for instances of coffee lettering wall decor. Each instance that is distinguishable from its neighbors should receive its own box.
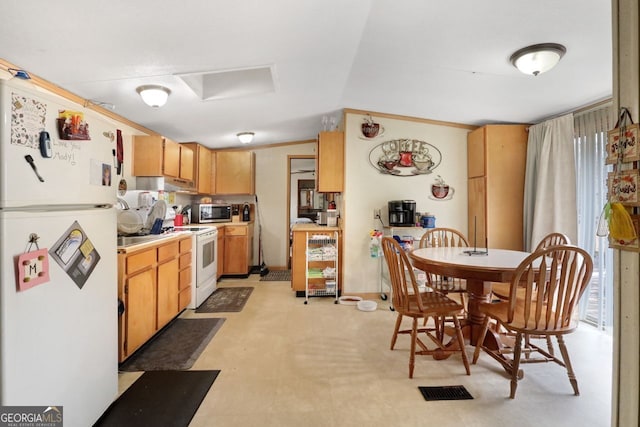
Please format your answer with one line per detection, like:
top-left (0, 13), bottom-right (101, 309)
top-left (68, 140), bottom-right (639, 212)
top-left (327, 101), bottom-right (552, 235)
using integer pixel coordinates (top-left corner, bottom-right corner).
top-left (368, 138), bottom-right (441, 176)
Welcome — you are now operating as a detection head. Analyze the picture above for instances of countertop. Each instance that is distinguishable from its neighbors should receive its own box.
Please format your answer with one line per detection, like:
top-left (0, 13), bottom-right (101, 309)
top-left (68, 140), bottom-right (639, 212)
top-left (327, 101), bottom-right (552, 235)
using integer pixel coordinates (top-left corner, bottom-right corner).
top-left (191, 221), bottom-right (253, 227)
top-left (291, 223), bottom-right (341, 232)
top-left (117, 231), bottom-right (192, 253)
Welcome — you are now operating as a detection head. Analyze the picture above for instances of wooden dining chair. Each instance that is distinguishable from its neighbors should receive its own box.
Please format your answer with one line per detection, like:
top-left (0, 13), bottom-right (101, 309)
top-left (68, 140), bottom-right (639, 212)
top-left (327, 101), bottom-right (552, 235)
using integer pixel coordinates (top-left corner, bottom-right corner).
top-left (492, 232), bottom-right (570, 300)
top-left (472, 244), bottom-right (593, 398)
top-left (418, 228), bottom-right (470, 309)
top-left (381, 237), bottom-right (470, 378)
top-left (491, 232), bottom-right (571, 355)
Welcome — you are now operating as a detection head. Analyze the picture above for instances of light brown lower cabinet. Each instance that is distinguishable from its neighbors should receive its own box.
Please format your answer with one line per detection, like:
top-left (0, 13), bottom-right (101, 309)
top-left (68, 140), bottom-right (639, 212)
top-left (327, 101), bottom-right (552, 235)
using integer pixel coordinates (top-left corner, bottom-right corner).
top-left (118, 235), bottom-right (192, 362)
top-left (122, 261), bottom-right (156, 359)
top-left (222, 223), bottom-right (254, 276)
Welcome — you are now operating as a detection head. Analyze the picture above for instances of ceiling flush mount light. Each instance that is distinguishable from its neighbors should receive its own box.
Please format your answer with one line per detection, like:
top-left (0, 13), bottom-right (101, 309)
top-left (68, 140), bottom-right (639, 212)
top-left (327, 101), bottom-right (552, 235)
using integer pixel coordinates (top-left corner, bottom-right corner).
top-left (510, 43), bottom-right (566, 76)
top-left (237, 132), bottom-right (254, 144)
top-left (136, 85), bottom-right (171, 107)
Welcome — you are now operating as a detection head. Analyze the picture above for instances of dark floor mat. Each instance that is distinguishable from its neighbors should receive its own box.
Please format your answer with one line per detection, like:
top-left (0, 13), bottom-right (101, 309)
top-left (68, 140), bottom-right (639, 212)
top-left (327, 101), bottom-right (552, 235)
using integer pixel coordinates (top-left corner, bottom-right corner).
top-left (119, 318), bottom-right (224, 372)
top-left (259, 270), bottom-right (291, 281)
top-left (94, 370), bottom-right (219, 427)
top-left (418, 385), bottom-right (474, 401)
top-left (196, 287), bottom-right (254, 313)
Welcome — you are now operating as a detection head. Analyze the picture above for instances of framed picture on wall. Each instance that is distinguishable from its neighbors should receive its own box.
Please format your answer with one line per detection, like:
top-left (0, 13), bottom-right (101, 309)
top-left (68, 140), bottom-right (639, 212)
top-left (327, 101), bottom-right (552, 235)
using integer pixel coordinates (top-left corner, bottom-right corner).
top-left (608, 169), bottom-right (640, 206)
top-left (606, 124), bottom-right (639, 164)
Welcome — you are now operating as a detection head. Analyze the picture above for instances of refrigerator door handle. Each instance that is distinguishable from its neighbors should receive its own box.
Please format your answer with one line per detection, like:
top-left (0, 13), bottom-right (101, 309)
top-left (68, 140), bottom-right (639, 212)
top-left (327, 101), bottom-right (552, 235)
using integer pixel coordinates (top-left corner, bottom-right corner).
top-left (0, 203), bottom-right (114, 212)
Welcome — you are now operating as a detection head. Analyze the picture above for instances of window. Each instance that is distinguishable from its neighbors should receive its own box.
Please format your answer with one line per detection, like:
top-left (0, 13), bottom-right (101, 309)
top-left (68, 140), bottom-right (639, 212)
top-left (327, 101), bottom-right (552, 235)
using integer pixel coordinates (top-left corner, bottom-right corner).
top-left (574, 105), bottom-right (613, 332)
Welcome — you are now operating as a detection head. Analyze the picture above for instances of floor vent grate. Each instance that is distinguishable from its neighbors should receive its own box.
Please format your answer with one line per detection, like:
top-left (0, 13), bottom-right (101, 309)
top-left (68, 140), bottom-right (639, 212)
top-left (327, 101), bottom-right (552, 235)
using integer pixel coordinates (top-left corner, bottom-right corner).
top-left (418, 385), bottom-right (473, 401)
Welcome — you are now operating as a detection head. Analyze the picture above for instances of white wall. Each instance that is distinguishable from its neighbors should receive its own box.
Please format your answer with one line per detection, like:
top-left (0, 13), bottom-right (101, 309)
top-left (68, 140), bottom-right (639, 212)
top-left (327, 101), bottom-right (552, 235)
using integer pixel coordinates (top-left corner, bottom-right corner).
top-left (254, 142), bottom-right (316, 267)
top-left (343, 112), bottom-right (471, 293)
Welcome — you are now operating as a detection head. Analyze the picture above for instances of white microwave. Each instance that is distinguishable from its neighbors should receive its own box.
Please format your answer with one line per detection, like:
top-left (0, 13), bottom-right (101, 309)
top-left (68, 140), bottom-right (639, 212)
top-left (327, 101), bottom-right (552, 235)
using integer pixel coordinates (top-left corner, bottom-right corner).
top-left (193, 204), bottom-right (231, 223)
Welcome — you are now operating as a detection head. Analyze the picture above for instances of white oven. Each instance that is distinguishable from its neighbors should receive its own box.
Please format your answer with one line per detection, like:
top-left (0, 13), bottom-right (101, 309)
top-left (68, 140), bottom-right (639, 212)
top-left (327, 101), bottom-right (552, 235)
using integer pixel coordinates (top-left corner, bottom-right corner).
top-left (175, 225), bottom-right (218, 308)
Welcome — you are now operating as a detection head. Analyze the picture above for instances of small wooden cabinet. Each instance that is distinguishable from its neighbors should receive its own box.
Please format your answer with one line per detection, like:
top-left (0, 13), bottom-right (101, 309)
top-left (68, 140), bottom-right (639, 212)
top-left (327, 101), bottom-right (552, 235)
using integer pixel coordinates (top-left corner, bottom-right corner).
top-left (467, 124), bottom-right (528, 251)
top-left (214, 151), bottom-right (255, 194)
top-left (316, 131), bottom-right (344, 193)
top-left (132, 135), bottom-right (194, 182)
top-left (118, 235), bottom-right (192, 362)
top-left (291, 224), bottom-right (342, 295)
top-left (183, 143), bottom-right (213, 194)
top-left (222, 223), bottom-right (254, 276)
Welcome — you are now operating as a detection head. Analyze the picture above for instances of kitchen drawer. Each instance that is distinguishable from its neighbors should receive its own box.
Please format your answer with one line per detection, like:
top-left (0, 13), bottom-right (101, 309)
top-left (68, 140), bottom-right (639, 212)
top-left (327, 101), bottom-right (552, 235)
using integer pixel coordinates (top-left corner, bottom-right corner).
top-left (179, 252), bottom-right (192, 269)
top-left (179, 237), bottom-right (192, 253)
top-left (179, 266), bottom-right (192, 290)
top-left (158, 241), bottom-right (179, 262)
top-left (126, 248), bottom-right (156, 275)
top-left (178, 288), bottom-right (191, 311)
top-left (225, 225), bottom-right (247, 236)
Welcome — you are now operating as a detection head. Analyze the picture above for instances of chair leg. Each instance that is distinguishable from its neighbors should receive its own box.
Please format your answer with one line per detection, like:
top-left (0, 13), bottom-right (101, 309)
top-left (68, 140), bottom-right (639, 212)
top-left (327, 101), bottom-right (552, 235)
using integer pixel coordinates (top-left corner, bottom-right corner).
top-left (546, 335), bottom-right (555, 356)
top-left (472, 316), bottom-right (491, 364)
top-left (390, 313), bottom-right (402, 350)
top-left (409, 317), bottom-right (418, 378)
top-left (557, 335), bottom-right (580, 396)
top-left (452, 315), bottom-right (470, 375)
top-left (510, 332), bottom-right (523, 399)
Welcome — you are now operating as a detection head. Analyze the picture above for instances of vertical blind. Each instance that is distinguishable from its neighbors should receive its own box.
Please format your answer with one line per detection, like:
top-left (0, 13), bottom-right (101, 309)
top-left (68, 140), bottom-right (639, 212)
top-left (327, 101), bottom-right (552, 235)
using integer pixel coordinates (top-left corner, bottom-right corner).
top-left (573, 104), bottom-right (613, 330)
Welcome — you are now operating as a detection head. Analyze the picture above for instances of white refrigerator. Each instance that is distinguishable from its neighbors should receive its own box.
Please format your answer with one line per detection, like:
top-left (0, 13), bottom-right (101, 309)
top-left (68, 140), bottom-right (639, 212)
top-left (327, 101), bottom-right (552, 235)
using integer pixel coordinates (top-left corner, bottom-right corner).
top-left (0, 78), bottom-right (118, 426)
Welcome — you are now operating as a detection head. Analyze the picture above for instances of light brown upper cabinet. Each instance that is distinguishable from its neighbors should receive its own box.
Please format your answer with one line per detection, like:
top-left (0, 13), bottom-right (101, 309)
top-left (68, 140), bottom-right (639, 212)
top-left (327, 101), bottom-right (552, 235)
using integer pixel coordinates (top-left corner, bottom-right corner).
top-left (182, 143), bottom-right (213, 194)
top-left (467, 124), bottom-right (528, 251)
top-left (316, 131), bottom-right (344, 193)
top-left (214, 151), bottom-right (255, 195)
top-left (132, 135), bottom-right (194, 182)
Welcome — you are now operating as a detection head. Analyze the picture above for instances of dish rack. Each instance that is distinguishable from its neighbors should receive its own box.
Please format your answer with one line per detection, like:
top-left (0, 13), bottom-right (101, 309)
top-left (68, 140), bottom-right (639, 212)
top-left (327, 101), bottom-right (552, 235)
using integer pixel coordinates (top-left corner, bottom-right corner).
top-left (304, 231), bottom-right (339, 304)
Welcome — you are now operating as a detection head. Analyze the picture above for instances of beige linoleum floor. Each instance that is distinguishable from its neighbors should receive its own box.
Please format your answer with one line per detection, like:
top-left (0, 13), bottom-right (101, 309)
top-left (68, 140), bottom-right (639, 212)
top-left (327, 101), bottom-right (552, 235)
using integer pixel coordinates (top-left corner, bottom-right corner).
top-left (117, 275), bottom-right (613, 427)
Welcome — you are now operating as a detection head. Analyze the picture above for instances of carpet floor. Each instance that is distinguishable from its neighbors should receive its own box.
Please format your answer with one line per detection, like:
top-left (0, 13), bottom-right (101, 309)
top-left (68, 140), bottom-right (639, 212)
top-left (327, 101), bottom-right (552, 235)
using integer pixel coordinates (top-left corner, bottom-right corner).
top-left (196, 287), bottom-right (254, 313)
top-left (259, 270), bottom-right (291, 281)
top-left (94, 370), bottom-right (220, 427)
top-left (119, 318), bottom-right (225, 372)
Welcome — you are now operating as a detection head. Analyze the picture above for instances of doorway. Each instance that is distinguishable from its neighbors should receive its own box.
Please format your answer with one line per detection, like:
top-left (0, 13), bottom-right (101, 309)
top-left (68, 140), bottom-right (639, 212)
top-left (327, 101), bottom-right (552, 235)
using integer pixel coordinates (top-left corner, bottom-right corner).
top-left (287, 155), bottom-right (327, 268)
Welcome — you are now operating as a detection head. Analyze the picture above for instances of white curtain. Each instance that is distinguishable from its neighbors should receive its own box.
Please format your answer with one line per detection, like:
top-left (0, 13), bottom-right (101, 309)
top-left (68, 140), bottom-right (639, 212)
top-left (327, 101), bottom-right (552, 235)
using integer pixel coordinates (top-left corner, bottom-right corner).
top-left (523, 113), bottom-right (577, 251)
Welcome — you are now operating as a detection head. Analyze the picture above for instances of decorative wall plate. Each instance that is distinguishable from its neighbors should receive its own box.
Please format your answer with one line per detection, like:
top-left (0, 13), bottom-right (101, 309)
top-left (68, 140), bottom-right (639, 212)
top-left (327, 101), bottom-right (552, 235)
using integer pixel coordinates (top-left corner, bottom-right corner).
top-left (368, 139), bottom-right (441, 176)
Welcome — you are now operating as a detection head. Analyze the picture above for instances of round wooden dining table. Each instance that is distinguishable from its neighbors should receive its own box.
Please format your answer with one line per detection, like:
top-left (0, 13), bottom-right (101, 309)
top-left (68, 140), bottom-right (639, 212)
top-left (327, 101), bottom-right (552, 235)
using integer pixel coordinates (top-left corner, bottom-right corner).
top-left (409, 246), bottom-right (531, 347)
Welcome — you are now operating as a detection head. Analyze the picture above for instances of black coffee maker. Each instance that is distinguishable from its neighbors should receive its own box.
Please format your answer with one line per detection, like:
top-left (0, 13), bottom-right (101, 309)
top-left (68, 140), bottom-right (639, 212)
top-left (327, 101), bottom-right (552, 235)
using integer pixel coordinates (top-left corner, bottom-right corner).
top-left (388, 200), bottom-right (416, 226)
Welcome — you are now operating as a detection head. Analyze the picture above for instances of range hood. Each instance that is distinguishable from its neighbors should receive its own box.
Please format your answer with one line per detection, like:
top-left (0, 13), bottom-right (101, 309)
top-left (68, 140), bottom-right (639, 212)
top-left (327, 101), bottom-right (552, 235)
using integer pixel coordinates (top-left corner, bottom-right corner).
top-left (136, 177), bottom-right (198, 194)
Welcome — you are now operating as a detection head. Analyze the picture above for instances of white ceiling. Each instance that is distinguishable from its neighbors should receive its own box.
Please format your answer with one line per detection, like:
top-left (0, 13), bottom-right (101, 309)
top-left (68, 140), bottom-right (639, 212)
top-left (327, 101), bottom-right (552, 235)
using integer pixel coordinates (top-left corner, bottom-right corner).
top-left (2, 0), bottom-right (612, 149)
